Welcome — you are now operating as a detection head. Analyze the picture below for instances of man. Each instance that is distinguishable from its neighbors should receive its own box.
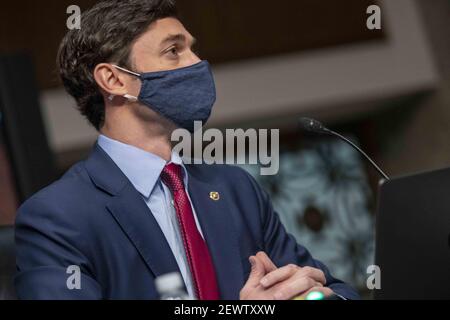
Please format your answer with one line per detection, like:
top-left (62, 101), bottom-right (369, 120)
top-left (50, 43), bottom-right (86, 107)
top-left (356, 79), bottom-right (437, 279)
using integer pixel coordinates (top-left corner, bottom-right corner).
top-left (15, 0), bottom-right (359, 300)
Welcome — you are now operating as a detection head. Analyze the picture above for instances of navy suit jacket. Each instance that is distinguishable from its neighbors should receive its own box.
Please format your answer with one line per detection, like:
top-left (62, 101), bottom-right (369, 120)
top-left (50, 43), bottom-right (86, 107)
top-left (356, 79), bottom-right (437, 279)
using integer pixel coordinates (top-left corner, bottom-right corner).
top-left (15, 144), bottom-right (359, 300)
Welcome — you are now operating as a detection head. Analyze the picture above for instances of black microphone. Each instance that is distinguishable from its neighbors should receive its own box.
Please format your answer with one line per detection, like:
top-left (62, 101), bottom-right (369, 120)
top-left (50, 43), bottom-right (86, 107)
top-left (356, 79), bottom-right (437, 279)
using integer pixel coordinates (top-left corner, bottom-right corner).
top-left (299, 117), bottom-right (390, 181)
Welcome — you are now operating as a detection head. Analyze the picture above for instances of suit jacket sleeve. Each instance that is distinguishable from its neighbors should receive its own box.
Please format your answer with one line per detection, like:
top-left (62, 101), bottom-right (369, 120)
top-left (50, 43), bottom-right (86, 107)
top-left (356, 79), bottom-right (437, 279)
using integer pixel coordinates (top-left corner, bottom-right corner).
top-left (14, 195), bottom-right (102, 300)
top-left (241, 168), bottom-right (360, 300)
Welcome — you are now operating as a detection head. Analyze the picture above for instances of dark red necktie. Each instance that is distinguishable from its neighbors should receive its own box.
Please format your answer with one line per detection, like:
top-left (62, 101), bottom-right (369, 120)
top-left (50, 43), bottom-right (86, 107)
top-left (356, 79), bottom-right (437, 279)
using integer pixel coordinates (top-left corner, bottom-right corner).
top-left (161, 163), bottom-right (220, 300)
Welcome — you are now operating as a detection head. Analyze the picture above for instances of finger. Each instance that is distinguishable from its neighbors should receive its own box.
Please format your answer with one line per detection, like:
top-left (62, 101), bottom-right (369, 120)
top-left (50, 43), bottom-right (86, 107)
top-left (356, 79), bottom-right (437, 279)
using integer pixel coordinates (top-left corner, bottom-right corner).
top-left (259, 263), bottom-right (299, 288)
top-left (314, 282), bottom-right (324, 287)
top-left (273, 276), bottom-right (317, 300)
top-left (299, 286), bottom-right (334, 300)
top-left (245, 255), bottom-right (266, 288)
top-left (295, 266), bottom-right (327, 286)
top-left (265, 279), bottom-right (322, 295)
top-left (255, 252), bottom-right (277, 273)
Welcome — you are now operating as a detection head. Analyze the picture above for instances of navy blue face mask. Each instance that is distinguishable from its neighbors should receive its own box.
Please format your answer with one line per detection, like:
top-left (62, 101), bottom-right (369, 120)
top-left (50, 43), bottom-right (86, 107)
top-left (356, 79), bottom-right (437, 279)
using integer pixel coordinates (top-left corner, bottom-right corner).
top-left (112, 61), bottom-right (216, 132)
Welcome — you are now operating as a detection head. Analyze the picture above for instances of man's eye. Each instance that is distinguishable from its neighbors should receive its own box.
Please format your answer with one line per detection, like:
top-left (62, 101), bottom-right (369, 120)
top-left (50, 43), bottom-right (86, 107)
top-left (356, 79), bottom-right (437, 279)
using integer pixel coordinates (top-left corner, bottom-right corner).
top-left (165, 47), bottom-right (179, 58)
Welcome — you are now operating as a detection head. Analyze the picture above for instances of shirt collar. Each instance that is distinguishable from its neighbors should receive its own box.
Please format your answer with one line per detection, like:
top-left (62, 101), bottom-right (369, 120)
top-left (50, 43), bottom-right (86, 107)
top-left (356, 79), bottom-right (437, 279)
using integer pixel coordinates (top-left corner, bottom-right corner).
top-left (97, 134), bottom-right (188, 198)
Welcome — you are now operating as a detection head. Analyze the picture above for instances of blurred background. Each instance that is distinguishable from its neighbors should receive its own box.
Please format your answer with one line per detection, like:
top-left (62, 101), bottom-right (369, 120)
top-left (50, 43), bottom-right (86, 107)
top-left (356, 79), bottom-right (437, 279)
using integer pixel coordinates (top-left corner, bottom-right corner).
top-left (0, 0), bottom-right (449, 299)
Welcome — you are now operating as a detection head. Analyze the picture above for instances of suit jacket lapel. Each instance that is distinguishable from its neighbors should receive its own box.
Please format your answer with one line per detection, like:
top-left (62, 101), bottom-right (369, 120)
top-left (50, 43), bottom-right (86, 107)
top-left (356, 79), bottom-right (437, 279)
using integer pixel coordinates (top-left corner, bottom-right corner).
top-left (106, 183), bottom-right (181, 278)
top-left (186, 165), bottom-right (245, 300)
top-left (85, 144), bottom-right (180, 279)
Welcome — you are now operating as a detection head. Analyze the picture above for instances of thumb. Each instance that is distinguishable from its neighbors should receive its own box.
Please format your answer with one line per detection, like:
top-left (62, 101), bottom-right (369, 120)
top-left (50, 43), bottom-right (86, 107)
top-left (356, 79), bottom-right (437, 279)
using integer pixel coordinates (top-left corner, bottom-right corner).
top-left (246, 255), bottom-right (266, 288)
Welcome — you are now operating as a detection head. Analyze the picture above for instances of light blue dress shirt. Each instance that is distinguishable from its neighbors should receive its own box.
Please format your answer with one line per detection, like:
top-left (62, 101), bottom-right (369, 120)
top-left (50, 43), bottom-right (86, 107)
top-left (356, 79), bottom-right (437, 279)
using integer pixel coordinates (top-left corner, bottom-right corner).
top-left (97, 134), bottom-right (204, 299)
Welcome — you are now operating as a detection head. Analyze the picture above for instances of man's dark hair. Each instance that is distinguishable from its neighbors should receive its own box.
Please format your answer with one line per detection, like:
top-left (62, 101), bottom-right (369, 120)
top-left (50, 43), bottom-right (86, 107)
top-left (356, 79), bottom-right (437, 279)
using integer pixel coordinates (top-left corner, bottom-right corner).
top-left (57, 0), bottom-right (177, 130)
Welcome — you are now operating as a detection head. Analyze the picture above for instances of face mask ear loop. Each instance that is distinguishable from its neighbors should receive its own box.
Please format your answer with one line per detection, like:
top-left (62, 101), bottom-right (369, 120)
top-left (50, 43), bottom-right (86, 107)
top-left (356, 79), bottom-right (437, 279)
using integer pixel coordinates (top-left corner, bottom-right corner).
top-left (111, 65), bottom-right (140, 102)
top-left (112, 64), bottom-right (141, 77)
top-left (123, 94), bottom-right (138, 102)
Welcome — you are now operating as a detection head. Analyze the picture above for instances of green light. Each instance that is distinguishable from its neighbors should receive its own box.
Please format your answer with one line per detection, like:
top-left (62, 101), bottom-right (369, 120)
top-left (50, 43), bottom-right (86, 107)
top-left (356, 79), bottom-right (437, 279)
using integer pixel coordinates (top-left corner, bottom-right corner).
top-left (306, 291), bottom-right (325, 301)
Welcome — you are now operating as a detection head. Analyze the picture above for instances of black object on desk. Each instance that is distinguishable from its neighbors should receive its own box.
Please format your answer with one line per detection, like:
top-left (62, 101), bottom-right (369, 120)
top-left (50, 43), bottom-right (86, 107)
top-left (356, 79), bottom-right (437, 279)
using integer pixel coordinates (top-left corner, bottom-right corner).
top-left (375, 167), bottom-right (450, 299)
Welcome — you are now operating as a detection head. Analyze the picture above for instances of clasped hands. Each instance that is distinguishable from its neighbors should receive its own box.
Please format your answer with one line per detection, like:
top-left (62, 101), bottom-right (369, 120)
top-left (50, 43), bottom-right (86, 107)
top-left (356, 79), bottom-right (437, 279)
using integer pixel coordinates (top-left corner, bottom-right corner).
top-left (240, 252), bottom-right (335, 300)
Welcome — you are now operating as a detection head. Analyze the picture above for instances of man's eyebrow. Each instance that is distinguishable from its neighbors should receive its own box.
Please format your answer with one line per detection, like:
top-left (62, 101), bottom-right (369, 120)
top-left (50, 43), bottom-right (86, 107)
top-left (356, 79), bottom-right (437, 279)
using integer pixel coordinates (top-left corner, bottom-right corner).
top-left (160, 34), bottom-right (197, 48)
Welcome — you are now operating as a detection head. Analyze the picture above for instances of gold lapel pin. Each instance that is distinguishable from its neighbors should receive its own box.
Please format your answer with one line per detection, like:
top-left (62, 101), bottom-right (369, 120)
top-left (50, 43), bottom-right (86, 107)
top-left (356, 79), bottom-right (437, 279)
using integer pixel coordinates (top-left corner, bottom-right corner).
top-left (209, 191), bottom-right (220, 201)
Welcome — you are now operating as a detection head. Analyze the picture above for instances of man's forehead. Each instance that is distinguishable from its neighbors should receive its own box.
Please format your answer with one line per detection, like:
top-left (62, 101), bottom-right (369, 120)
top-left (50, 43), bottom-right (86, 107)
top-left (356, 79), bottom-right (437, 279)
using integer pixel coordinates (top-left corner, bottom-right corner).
top-left (160, 33), bottom-right (197, 47)
top-left (145, 17), bottom-right (193, 44)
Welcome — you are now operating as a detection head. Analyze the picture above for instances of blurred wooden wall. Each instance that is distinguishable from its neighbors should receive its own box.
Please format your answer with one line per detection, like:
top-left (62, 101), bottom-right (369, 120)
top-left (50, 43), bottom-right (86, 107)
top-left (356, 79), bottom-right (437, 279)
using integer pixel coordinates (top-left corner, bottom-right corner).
top-left (0, 0), bottom-right (383, 90)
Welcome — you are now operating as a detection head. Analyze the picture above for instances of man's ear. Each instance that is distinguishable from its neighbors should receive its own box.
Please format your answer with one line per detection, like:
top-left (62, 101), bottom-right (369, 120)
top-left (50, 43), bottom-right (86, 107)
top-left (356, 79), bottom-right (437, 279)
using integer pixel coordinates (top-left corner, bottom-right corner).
top-left (93, 63), bottom-right (129, 98)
